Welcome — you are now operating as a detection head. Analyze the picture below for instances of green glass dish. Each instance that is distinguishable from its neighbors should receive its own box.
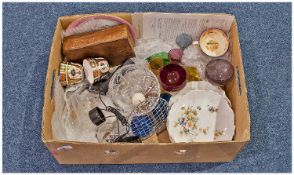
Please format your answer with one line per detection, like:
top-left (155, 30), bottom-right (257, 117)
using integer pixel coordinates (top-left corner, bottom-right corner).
top-left (146, 52), bottom-right (170, 71)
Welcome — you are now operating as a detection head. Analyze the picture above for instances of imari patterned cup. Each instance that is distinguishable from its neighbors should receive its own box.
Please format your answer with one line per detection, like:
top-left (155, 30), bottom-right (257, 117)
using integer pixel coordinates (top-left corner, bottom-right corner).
top-left (83, 58), bottom-right (110, 84)
top-left (59, 62), bottom-right (84, 86)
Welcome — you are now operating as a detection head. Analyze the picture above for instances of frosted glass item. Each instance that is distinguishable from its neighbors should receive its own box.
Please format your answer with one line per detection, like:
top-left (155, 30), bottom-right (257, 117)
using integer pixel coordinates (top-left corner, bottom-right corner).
top-left (134, 38), bottom-right (175, 62)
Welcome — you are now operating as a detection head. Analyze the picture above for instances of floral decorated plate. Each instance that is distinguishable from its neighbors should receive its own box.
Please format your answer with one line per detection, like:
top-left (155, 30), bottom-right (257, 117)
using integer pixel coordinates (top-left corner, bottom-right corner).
top-left (169, 81), bottom-right (231, 107)
top-left (214, 97), bottom-right (235, 141)
top-left (167, 90), bottom-right (222, 143)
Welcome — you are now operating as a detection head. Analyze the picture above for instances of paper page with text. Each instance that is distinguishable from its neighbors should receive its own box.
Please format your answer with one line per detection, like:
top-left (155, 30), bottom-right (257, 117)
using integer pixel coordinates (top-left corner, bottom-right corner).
top-left (142, 13), bottom-right (235, 40)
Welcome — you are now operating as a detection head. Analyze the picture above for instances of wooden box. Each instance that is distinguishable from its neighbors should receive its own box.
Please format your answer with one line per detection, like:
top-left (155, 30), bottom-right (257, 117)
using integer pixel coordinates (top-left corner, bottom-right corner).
top-left (62, 24), bottom-right (135, 66)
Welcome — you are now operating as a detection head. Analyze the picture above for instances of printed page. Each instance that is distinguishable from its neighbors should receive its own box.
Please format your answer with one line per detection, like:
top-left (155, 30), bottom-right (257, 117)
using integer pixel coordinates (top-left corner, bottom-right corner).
top-left (142, 13), bottom-right (235, 40)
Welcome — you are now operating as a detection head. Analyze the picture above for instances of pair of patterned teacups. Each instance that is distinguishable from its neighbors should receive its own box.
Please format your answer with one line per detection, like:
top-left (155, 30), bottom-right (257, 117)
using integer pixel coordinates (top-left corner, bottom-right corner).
top-left (59, 58), bottom-right (110, 86)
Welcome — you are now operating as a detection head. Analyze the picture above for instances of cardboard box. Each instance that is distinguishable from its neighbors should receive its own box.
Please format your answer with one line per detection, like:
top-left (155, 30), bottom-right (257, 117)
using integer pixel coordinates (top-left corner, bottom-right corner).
top-left (42, 12), bottom-right (250, 164)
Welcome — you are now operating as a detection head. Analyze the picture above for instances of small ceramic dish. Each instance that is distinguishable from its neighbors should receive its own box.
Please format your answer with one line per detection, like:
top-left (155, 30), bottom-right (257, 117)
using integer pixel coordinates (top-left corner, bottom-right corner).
top-left (159, 64), bottom-right (187, 92)
top-left (199, 28), bottom-right (229, 57)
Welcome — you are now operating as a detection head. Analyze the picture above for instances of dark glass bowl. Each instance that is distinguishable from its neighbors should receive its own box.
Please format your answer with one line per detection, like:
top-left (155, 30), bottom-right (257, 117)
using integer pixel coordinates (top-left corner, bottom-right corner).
top-left (159, 64), bottom-right (187, 91)
top-left (205, 59), bottom-right (234, 85)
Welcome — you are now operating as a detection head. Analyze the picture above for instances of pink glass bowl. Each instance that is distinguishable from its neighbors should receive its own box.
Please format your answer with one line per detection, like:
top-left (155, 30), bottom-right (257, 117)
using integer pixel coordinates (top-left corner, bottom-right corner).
top-left (64, 14), bottom-right (137, 43)
top-left (159, 64), bottom-right (187, 92)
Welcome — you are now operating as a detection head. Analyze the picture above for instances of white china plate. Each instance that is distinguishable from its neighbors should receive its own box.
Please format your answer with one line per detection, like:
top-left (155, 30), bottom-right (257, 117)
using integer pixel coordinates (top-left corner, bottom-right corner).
top-left (169, 81), bottom-right (230, 107)
top-left (167, 90), bottom-right (221, 143)
top-left (169, 81), bottom-right (235, 141)
top-left (214, 97), bottom-right (235, 141)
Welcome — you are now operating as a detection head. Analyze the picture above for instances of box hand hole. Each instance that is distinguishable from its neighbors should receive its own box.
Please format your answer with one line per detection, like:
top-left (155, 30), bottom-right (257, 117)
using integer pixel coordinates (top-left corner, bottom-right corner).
top-left (50, 69), bottom-right (56, 99)
top-left (104, 150), bottom-right (118, 155)
top-left (175, 149), bottom-right (187, 155)
top-left (236, 67), bottom-right (242, 96)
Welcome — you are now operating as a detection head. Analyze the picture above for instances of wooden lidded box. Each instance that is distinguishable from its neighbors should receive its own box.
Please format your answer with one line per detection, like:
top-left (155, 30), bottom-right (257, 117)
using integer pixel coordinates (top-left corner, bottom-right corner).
top-left (42, 12), bottom-right (250, 164)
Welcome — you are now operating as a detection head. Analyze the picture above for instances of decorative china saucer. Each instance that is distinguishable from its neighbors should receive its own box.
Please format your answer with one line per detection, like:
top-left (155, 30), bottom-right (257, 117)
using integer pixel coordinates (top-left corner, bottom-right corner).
top-left (167, 90), bottom-right (221, 143)
top-left (167, 84), bottom-right (235, 142)
top-left (169, 81), bottom-right (231, 107)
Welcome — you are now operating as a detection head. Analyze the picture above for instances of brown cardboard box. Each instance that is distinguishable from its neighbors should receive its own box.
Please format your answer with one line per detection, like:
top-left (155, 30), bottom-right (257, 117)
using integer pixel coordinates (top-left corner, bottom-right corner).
top-left (42, 13), bottom-right (250, 164)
